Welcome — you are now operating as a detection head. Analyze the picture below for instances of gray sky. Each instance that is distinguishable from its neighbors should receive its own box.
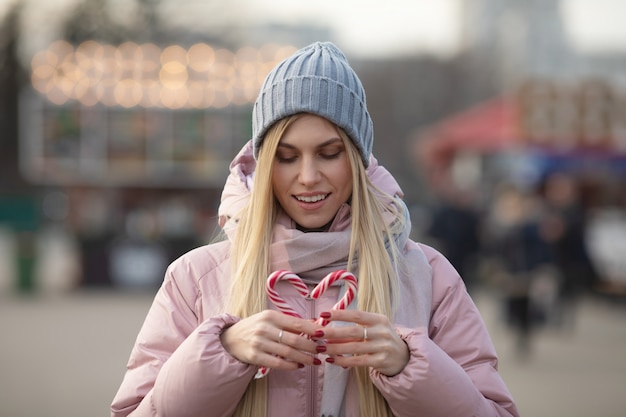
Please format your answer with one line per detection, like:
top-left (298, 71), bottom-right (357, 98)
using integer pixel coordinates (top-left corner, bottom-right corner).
top-left (1, 0), bottom-right (625, 60)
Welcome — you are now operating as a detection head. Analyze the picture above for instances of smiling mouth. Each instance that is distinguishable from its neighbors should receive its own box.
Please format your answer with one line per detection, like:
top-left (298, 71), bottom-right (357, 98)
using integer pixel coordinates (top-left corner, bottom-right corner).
top-left (295, 194), bottom-right (328, 203)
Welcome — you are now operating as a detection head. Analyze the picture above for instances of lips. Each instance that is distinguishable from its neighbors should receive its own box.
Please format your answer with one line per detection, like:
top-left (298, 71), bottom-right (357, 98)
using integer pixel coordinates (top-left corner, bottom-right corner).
top-left (295, 194), bottom-right (328, 203)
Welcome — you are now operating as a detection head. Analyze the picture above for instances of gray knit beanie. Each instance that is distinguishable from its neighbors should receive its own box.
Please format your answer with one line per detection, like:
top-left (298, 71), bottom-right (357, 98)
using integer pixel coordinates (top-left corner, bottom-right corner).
top-left (252, 41), bottom-right (373, 167)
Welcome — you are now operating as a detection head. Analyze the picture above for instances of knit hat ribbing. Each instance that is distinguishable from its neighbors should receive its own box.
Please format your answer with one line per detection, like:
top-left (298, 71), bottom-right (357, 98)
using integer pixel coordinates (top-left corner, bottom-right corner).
top-left (252, 42), bottom-right (373, 167)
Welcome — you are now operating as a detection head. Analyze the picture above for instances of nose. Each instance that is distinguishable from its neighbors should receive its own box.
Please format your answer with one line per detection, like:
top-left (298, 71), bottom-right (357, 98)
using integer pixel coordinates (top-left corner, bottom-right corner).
top-left (298, 156), bottom-right (321, 185)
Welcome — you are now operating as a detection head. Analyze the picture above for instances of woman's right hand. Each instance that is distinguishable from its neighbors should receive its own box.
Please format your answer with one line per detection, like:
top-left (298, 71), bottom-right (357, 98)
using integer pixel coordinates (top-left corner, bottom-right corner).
top-left (220, 310), bottom-right (323, 371)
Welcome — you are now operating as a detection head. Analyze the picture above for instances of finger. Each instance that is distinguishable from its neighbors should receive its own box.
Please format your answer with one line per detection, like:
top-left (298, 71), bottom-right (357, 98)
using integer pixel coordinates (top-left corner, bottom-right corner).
top-left (265, 349), bottom-right (319, 369)
top-left (256, 351), bottom-right (304, 371)
top-left (277, 329), bottom-right (319, 354)
top-left (270, 312), bottom-right (323, 339)
top-left (325, 351), bottom-right (371, 368)
top-left (317, 321), bottom-right (373, 344)
top-left (323, 338), bottom-right (375, 357)
top-left (318, 309), bottom-right (380, 327)
top-left (324, 335), bottom-right (410, 376)
top-left (250, 336), bottom-right (319, 370)
top-left (331, 350), bottom-right (407, 377)
top-left (265, 336), bottom-right (323, 368)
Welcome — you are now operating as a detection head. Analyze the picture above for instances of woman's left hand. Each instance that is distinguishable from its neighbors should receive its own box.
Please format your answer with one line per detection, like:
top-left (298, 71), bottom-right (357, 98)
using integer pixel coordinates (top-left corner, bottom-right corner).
top-left (316, 309), bottom-right (409, 377)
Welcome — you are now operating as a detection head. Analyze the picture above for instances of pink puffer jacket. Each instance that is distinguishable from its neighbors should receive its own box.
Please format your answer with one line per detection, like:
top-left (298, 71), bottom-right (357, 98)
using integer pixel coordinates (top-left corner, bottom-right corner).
top-left (110, 142), bottom-right (519, 417)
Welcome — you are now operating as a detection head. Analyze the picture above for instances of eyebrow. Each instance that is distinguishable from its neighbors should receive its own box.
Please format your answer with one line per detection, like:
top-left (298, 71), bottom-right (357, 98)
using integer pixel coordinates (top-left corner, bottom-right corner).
top-left (277, 137), bottom-right (343, 150)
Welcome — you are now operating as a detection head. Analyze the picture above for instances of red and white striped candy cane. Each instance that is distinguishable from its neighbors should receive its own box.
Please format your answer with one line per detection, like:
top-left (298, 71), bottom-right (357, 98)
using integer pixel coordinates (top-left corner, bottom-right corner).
top-left (256, 269), bottom-right (358, 379)
top-left (310, 270), bottom-right (358, 326)
top-left (256, 270), bottom-right (310, 379)
top-left (265, 270), bottom-right (310, 317)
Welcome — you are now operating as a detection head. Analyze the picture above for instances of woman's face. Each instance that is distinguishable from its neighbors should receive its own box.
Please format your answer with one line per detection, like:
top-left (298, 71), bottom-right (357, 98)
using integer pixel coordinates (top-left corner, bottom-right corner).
top-left (271, 114), bottom-right (353, 231)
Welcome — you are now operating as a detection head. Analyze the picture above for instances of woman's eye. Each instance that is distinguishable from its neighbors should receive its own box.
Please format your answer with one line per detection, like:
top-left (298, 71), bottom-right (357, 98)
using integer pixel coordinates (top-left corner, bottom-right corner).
top-left (276, 154), bottom-right (297, 163)
top-left (320, 150), bottom-right (342, 160)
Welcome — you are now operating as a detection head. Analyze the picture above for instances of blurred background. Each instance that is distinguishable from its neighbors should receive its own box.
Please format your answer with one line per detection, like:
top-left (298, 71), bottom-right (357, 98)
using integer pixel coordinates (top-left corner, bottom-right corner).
top-left (1, 0), bottom-right (625, 416)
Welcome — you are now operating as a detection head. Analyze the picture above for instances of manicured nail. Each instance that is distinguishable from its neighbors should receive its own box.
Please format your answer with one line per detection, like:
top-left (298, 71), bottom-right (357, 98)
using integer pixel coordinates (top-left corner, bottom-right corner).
top-left (316, 345), bottom-right (327, 353)
top-left (298, 363), bottom-right (305, 369)
top-left (320, 312), bottom-right (332, 319)
top-left (313, 330), bottom-right (325, 338)
top-left (313, 358), bottom-right (322, 366)
top-left (325, 357), bottom-right (335, 364)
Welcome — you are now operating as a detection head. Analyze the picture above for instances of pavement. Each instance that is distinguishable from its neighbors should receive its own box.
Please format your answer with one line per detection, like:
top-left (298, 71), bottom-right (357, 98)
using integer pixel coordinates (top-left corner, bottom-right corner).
top-left (1, 288), bottom-right (625, 417)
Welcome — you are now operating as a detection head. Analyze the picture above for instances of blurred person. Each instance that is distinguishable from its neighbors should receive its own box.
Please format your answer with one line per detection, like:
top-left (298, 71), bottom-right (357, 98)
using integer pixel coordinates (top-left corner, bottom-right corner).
top-left (542, 172), bottom-right (597, 329)
top-left (584, 183), bottom-right (626, 297)
top-left (427, 184), bottom-right (481, 291)
top-left (483, 183), bottom-right (556, 359)
top-left (111, 42), bottom-right (518, 417)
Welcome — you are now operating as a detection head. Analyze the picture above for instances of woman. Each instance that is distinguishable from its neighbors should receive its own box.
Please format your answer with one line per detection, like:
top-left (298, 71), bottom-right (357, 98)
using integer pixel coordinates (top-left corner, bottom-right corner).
top-left (111, 42), bottom-right (519, 417)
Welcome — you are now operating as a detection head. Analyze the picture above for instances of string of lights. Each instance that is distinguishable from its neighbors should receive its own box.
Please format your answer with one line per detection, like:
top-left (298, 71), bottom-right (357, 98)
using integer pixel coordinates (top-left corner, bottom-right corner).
top-left (30, 40), bottom-right (297, 109)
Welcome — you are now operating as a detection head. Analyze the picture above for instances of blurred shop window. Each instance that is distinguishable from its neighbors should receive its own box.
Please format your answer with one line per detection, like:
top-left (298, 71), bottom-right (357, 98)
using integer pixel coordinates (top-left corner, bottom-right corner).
top-left (109, 208), bottom-right (167, 290)
top-left (158, 197), bottom-right (204, 262)
top-left (36, 190), bottom-right (81, 292)
top-left (72, 189), bottom-right (117, 288)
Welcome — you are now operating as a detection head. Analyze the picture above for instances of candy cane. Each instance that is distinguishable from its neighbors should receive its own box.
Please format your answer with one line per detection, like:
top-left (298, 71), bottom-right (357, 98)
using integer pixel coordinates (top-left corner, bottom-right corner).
top-left (310, 270), bottom-right (358, 326)
top-left (266, 270), bottom-right (310, 318)
top-left (255, 269), bottom-right (358, 379)
top-left (255, 270), bottom-right (309, 379)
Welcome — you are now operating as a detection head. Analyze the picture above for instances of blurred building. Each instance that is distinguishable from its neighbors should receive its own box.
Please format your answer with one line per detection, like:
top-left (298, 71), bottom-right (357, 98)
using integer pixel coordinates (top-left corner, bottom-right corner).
top-left (15, 39), bottom-right (306, 290)
top-left (0, 0), bottom-right (340, 292)
top-left (411, 0), bottom-right (626, 296)
top-left (2, 0), bottom-right (626, 295)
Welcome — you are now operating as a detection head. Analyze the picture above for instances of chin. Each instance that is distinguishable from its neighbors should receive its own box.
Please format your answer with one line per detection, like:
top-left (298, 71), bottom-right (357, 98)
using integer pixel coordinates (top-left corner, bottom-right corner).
top-left (296, 219), bottom-right (333, 232)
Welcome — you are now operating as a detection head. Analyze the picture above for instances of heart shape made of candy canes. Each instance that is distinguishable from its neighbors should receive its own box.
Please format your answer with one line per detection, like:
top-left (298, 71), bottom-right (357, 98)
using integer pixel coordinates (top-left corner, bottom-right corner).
top-left (266, 269), bottom-right (358, 324)
top-left (255, 269), bottom-right (358, 379)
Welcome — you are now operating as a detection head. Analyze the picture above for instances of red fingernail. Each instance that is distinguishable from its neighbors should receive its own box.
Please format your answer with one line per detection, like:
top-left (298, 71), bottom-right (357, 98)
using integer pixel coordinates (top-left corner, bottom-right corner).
top-left (313, 330), bottom-right (325, 338)
top-left (316, 345), bottom-right (327, 353)
top-left (325, 357), bottom-right (335, 364)
top-left (320, 312), bottom-right (331, 319)
top-left (298, 363), bottom-right (305, 369)
top-left (313, 358), bottom-right (322, 366)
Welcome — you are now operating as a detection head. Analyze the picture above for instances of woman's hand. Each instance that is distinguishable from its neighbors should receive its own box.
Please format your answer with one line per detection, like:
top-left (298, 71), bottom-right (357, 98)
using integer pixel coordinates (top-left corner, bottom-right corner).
top-left (220, 310), bottom-right (322, 371)
top-left (316, 310), bottom-right (409, 377)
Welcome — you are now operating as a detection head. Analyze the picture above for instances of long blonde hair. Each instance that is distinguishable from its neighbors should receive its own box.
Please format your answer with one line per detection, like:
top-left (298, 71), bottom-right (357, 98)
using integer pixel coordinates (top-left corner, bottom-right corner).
top-left (228, 114), bottom-right (405, 417)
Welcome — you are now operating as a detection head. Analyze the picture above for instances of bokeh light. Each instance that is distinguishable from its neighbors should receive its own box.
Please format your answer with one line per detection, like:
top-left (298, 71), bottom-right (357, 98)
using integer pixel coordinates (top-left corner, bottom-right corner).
top-left (30, 41), bottom-right (297, 109)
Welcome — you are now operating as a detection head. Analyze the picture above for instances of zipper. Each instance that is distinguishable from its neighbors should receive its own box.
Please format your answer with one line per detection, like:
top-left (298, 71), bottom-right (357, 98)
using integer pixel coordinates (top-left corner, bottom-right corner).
top-left (306, 288), bottom-right (318, 417)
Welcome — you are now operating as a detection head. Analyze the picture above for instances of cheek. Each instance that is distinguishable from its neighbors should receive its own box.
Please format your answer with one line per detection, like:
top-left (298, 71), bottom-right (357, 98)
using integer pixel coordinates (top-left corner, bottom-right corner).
top-left (271, 168), bottom-right (287, 194)
top-left (333, 162), bottom-right (352, 188)
top-left (328, 170), bottom-right (353, 200)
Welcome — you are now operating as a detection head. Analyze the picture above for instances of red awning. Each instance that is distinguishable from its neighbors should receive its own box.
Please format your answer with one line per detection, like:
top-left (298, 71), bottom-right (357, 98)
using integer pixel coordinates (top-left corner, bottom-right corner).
top-left (412, 96), bottom-right (521, 185)
top-left (413, 95), bottom-right (626, 188)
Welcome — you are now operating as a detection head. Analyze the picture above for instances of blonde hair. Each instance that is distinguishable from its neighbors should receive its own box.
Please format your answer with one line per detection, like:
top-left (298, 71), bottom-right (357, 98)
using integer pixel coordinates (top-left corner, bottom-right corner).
top-left (228, 114), bottom-right (404, 417)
